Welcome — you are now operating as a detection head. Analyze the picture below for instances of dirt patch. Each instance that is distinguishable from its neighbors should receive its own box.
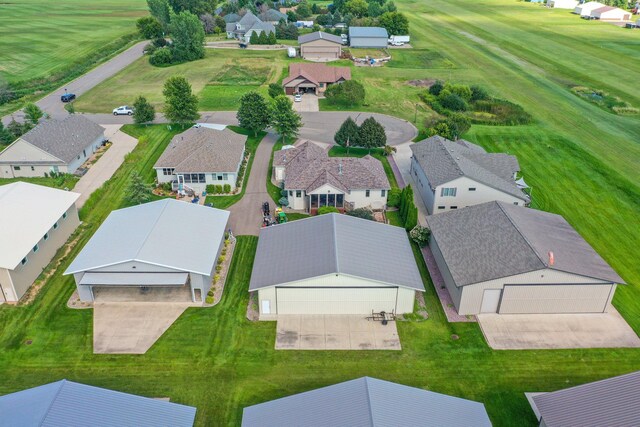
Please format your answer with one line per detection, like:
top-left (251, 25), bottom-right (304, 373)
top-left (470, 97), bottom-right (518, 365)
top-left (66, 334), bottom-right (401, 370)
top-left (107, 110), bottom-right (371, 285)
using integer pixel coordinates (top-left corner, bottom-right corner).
top-left (67, 290), bottom-right (93, 309)
top-left (407, 79), bottom-right (436, 87)
top-left (246, 292), bottom-right (259, 321)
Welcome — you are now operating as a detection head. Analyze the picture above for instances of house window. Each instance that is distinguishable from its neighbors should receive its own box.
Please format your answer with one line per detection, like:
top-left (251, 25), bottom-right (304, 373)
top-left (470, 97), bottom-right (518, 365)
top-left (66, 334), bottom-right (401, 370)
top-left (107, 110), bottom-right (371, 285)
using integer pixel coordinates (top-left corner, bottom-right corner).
top-left (21, 257), bottom-right (28, 266)
top-left (14, 166), bottom-right (21, 171)
top-left (217, 174), bottom-right (223, 181)
top-left (62, 212), bottom-right (67, 220)
top-left (223, 173), bottom-right (228, 180)
top-left (53, 222), bottom-right (58, 230)
top-left (296, 190), bottom-right (301, 198)
top-left (183, 174), bottom-right (206, 183)
top-left (31, 166), bottom-right (35, 171)
top-left (381, 189), bottom-right (386, 197)
top-left (289, 190), bottom-right (293, 197)
top-left (440, 187), bottom-right (457, 197)
top-left (336, 194), bottom-right (344, 208)
top-left (365, 190), bottom-right (370, 197)
top-left (451, 206), bottom-right (458, 209)
top-left (44, 233), bottom-right (49, 241)
top-left (469, 187), bottom-right (476, 191)
top-left (33, 244), bottom-right (39, 253)
top-left (162, 168), bottom-right (175, 176)
top-left (438, 206), bottom-right (445, 210)
top-left (319, 83), bottom-right (325, 88)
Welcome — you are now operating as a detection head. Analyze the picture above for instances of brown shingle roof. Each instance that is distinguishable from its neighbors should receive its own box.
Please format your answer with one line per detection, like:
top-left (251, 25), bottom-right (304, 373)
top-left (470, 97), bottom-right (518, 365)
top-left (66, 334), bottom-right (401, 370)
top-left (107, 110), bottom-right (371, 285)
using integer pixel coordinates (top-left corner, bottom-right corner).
top-left (154, 127), bottom-right (246, 173)
top-left (282, 63), bottom-right (351, 86)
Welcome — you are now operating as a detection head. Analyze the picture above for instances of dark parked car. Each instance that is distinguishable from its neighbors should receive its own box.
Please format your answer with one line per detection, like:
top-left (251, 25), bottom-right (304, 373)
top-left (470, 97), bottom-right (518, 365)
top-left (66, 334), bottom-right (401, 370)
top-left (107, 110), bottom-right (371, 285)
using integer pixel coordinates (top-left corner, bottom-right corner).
top-left (61, 93), bottom-right (76, 102)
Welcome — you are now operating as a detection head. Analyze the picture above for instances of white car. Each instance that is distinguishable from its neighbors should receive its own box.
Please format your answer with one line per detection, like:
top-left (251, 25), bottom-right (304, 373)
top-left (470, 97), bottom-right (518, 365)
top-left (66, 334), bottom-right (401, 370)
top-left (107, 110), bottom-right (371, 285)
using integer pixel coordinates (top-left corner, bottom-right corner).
top-left (294, 93), bottom-right (302, 102)
top-left (112, 105), bottom-right (134, 116)
top-left (390, 41), bottom-right (405, 46)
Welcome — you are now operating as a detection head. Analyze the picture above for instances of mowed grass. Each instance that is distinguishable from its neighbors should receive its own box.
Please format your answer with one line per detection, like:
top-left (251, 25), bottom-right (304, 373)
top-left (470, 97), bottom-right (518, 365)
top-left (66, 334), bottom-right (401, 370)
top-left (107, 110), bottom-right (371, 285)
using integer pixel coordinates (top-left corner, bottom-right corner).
top-left (0, 0), bottom-right (147, 84)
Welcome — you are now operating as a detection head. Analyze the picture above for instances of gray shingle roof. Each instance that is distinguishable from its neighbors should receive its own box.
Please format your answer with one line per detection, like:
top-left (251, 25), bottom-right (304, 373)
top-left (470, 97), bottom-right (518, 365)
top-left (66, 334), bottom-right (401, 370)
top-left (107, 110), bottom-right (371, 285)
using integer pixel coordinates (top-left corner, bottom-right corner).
top-left (349, 26), bottom-right (389, 38)
top-left (276, 141), bottom-right (389, 192)
top-left (17, 115), bottom-right (104, 164)
top-left (242, 377), bottom-right (492, 427)
top-left (154, 127), bottom-right (246, 173)
top-left (249, 214), bottom-right (424, 291)
top-left (426, 201), bottom-right (624, 286)
top-left (259, 8), bottom-right (287, 22)
top-left (238, 11), bottom-right (259, 27)
top-left (299, 31), bottom-right (343, 44)
top-left (532, 371), bottom-right (640, 427)
top-left (223, 12), bottom-right (241, 23)
top-left (0, 379), bottom-right (196, 427)
top-left (65, 199), bottom-right (229, 276)
top-left (410, 136), bottom-right (528, 201)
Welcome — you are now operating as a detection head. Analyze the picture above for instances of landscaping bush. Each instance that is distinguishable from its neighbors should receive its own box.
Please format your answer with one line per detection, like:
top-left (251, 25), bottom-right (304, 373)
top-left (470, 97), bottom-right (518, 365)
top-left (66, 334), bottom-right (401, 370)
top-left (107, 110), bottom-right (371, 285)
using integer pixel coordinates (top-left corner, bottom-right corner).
top-left (317, 206), bottom-right (340, 215)
top-left (439, 93), bottom-right (467, 111)
top-left (428, 80), bottom-right (444, 96)
top-left (223, 184), bottom-right (231, 193)
top-left (206, 184), bottom-right (215, 194)
top-left (207, 289), bottom-right (214, 297)
top-left (443, 83), bottom-right (472, 101)
top-left (216, 265), bottom-right (222, 273)
top-left (215, 184), bottom-right (223, 194)
top-left (268, 83), bottom-right (284, 99)
top-left (149, 47), bottom-right (173, 66)
top-left (470, 85), bottom-right (489, 102)
top-left (386, 188), bottom-right (401, 207)
top-left (409, 225), bottom-right (431, 247)
top-left (279, 197), bottom-right (289, 206)
top-left (205, 295), bottom-right (214, 304)
top-left (346, 208), bottom-right (374, 221)
top-left (214, 274), bottom-right (220, 284)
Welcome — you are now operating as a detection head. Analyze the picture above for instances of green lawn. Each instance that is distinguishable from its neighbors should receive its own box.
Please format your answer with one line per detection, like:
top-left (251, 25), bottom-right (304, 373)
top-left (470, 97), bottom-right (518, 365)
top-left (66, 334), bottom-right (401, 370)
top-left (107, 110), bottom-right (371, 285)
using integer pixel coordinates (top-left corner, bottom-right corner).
top-left (0, 175), bottom-right (79, 190)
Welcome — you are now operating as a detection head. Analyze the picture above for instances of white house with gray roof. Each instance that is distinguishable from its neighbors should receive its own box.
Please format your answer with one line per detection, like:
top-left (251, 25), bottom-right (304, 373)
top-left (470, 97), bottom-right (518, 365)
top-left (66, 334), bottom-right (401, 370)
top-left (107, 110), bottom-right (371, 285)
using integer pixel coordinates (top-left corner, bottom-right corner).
top-left (0, 182), bottom-right (79, 303)
top-left (426, 201), bottom-right (624, 315)
top-left (250, 214), bottom-right (423, 318)
top-left (242, 376), bottom-right (492, 427)
top-left (273, 141), bottom-right (390, 213)
top-left (0, 116), bottom-right (105, 178)
top-left (65, 199), bottom-right (229, 304)
top-left (0, 379), bottom-right (196, 426)
top-left (154, 126), bottom-right (246, 194)
top-left (530, 370), bottom-right (640, 427)
top-left (226, 11), bottom-right (275, 43)
top-left (410, 136), bottom-right (529, 214)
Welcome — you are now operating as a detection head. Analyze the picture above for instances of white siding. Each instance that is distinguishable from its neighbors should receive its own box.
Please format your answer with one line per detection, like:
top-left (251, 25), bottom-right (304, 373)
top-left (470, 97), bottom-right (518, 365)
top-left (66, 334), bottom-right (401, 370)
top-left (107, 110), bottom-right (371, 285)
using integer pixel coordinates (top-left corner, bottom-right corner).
top-left (433, 176), bottom-right (526, 214)
top-left (65, 135), bottom-right (104, 174)
top-left (428, 238), bottom-right (462, 308)
top-left (347, 189), bottom-right (387, 209)
top-left (276, 287), bottom-right (398, 314)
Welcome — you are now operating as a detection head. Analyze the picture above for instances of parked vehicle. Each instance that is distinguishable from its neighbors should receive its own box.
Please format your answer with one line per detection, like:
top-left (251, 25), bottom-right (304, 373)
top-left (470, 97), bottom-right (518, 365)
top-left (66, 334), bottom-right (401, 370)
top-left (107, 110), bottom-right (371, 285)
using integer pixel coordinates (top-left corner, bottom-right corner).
top-left (60, 93), bottom-right (76, 102)
top-left (294, 93), bottom-right (302, 102)
top-left (112, 106), bottom-right (134, 116)
top-left (388, 35), bottom-right (410, 45)
top-left (390, 41), bottom-right (404, 46)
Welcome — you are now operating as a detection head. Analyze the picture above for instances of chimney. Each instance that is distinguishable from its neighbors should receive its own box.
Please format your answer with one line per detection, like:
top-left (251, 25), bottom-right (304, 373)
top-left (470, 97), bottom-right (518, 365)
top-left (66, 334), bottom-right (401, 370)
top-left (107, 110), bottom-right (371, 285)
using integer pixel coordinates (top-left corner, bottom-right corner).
top-left (548, 251), bottom-right (555, 266)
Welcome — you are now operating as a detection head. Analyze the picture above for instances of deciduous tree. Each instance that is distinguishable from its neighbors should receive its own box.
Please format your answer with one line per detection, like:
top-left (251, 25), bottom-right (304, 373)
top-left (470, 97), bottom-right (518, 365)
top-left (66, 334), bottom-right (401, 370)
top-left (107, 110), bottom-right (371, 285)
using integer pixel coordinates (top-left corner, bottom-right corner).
top-left (133, 96), bottom-right (156, 125)
top-left (268, 83), bottom-right (284, 98)
top-left (137, 16), bottom-right (164, 39)
top-left (23, 103), bottom-right (43, 125)
top-left (170, 11), bottom-right (206, 62)
top-left (270, 95), bottom-right (302, 143)
top-left (379, 11), bottom-right (408, 35)
top-left (163, 76), bottom-right (200, 125)
top-left (237, 91), bottom-right (270, 136)
top-left (344, 0), bottom-right (368, 18)
top-left (324, 80), bottom-right (365, 107)
top-left (147, 0), bottom-right (172, 31)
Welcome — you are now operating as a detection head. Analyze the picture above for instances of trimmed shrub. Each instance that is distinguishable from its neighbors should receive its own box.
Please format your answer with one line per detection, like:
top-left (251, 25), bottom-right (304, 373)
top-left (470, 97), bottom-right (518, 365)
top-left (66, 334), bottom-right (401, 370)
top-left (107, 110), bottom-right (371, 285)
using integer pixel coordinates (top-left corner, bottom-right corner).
top-left (346, 208), bottom-right (374, 221)
top-left (205, 295), bottom-right (214, 304)
top-left (279, 197), bottom-right (289, 206)
top-left (214, 274), bottom-right (221, 284)
top-left (216, 265), bottom-right (222, 273)
top-left (386, 188), bottom-right (401, 207)
top-left (215, 184), bottom-right (223, 194)
top-left (207, 289), bottom-right (214, 297)
top-left (206, 184), bottom-right (215, 194)
top-left (317, 206), bottom-right (340, 215)
top-left (223, 184), bottom-right (231, 193)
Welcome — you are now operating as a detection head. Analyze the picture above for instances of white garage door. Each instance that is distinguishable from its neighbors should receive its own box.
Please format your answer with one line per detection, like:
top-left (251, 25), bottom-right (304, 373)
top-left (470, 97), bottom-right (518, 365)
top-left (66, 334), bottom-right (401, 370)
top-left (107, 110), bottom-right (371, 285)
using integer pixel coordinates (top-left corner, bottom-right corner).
top-left (499, 284), bottom-right (613, 314)
top-left (276, 287), bottom-right (398, 315)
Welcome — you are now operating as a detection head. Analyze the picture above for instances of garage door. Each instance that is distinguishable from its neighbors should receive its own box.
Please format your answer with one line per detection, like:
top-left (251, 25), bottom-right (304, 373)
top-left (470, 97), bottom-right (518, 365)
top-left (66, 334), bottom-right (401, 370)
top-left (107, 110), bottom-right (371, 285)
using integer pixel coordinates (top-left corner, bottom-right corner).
top-left (499, 284), bottom-right (613, 314)
top-left (303, 48), bottom-right (338, 59)
top-left (276, 287), bottom-right (397, 315)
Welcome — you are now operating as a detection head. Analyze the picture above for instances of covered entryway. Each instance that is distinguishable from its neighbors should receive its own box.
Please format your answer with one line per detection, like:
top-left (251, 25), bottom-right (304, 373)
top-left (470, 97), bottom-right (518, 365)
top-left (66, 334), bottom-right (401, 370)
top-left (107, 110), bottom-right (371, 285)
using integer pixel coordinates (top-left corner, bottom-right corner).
top-left (498, 284), bottom-right (614, 314)
top-left (276, 287), bottom-right (398, 315)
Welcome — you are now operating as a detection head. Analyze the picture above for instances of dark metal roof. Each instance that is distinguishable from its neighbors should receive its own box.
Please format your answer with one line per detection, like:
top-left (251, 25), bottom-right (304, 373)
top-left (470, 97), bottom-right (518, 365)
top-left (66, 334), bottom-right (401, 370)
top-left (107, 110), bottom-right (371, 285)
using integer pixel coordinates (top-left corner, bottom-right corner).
top-left (349, 26), bottom-right (389, 38)
top-left (533, 371), bottom-right (640, 427)
top-left (242, 377), bottom-right (492, 427)
top-left (0, 380), bottom-right (196, 426)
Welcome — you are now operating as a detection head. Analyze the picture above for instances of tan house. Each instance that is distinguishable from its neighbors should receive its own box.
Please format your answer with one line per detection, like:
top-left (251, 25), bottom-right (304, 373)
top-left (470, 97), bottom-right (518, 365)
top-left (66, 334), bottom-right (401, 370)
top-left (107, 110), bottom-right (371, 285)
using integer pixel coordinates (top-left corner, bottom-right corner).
top-left (282, 63), bottom-right (351, 95)
top-left (0, 182), bottom-right (80, 303)
top-left (298, 31), bottom-right (343, 61)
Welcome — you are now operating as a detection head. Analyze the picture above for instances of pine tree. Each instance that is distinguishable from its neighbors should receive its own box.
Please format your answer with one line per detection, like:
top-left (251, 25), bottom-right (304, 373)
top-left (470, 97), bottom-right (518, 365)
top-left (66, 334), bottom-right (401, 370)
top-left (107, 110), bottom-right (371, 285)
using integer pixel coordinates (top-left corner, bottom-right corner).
top-left (356, 116), bottom-right (387, 149)
top-left (125, 172), bottom-right (153, 205)
top-left (249, 31), bottom-right (259, 44)
top-left (267, 30), bottom-right (277, 45)
top-left (258, 30), bottom-right (269, 44)
top-left (334, 117), bottom-right (359, 147)
top-left (23, 103), bottom-right (44, 125)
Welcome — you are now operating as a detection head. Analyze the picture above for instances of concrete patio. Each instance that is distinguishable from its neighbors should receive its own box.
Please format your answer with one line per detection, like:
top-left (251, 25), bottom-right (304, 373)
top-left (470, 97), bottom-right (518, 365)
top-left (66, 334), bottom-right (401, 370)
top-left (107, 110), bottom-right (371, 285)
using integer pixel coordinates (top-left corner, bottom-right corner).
top-left (275, 315), bottom-right (401, 350)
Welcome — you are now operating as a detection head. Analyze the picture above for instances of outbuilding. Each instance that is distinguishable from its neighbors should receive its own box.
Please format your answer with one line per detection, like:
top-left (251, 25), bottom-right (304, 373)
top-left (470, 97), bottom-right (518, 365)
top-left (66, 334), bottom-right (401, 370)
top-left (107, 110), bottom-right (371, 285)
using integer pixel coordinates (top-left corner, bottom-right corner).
top-left (573, 1), bottom-right (604, 15)
top-left (349, 26), bottom-right (389, 48)
top-left (547, 0), bottom-right (577, 9)
top-left (298, 31), bottom-right (343, 61)
top-left (590, 6), bottom-right (631, 20)
top-left (249, 214), bottom-right (424, 318)
top-left (426, 201), bottom-right (624, 315)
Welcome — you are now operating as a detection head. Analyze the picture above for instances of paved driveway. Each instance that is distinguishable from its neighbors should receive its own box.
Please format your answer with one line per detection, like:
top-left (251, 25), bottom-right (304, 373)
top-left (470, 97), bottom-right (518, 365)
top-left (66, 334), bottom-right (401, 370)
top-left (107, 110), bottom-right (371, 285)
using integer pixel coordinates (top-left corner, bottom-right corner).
top-left (93, 302), bottom-right (192, 354)
top-left (290, 94), bottom-right (319, 112)
top-left (276, 315), bottom-right (401, 350)
top-left (73, 125), bottom-right (138, 208)
top-left (477, 307), bottom-right (640, 350)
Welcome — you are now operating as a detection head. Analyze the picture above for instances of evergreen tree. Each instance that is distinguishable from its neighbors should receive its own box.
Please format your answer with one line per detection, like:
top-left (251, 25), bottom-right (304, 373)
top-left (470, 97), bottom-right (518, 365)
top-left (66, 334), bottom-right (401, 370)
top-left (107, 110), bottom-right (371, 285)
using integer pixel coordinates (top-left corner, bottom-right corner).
top-left (257, 30), bottom-right (269, 44)
top-left (334, 117), bottom-right (359, 147)
top-left (133, 96), bottom-right (156, 125)
top-left (249, 31), bottom-right (260, 44)
top-left (267, 30), bottom-right (277, 45)
top-left (237, 91), bottom-right (270, 136)
top-left (125, 172), bottom-right (153, 205)
top-left (356, 116), bottom-right (386, 149)
top-left (270, 95), bottom-right (302, 143)
top-left (0, 122), bottom-right (14, 145)
top-left (163, 76), bottom-right (200, 126)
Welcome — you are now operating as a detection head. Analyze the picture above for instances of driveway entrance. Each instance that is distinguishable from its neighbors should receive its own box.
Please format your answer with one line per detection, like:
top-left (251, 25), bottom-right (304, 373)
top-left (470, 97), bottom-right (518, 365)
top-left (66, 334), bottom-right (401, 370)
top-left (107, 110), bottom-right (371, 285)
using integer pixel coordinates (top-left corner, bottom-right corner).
top-left (291, 94), bottom-right (319, 112)
top-left (275, 315), bottom-right (401, 350)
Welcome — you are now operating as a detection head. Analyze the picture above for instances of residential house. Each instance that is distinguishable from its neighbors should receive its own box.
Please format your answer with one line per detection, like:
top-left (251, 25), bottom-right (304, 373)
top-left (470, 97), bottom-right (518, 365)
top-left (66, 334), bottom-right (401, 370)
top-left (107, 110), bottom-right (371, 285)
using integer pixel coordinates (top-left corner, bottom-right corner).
top-left (282, 63), bottom-right (351, 94)
top-left (573, 1), bottom-right (605, 15)
top-left (349, 26), bottom-right (389, 48)
top-left (64, 199), bottom-right (229, 304)
top-left (0, 379), bottom-right (196, 426)
top-left (273, 141), bottom-right (389, 212)
top-left (426, 201), bottom-right (624, 315)
top-left (249, 214), bottom-right (424, 318)
top-left (530, 370), bottom-right (640, 427)
top-left (410, 136), bottom-right (529, 214)
top-left (0, 115), bottom-right (105, 178)
top-left (0, 182), bottom-right (79, 303)
top-left (154, 126), bottom-right (246, 194)
top-left (242, 377), bottom-right (492, 427)
top-left (298, 31), bottom-right (343, 61)
top-left (547, 0), bottom-right (578, 8)
top-left (589, 6), bottom-right (632, 20)
top-left (226, 11), bottom-right (275, 43)
top-left (258, 8), bottom-right (288, 25)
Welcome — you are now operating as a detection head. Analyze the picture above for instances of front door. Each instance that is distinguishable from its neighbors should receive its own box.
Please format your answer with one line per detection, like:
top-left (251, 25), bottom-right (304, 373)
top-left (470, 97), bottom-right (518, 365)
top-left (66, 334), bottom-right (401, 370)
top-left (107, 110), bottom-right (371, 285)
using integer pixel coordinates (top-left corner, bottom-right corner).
top-left (480, 289), bottom-right (502, 313)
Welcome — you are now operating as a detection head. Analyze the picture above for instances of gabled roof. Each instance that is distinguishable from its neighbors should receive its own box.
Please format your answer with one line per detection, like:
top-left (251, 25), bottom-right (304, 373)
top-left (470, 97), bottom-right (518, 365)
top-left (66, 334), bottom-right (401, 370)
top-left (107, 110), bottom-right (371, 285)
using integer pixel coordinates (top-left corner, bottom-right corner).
top-left (237, 11), bottom-right (259, 27)
top-left (298, 31), bottom-right (343, 45)
top-left (349, 26), bottom-right (389, 38)
top-left (14, 115), bottom-right (104, 164)
top-left (223, 12), bottom-right (241, 23)
top-left (247, 20), bottom-right (275, 33)
top-left (532, 371), bottom-right (640, 427)
top-left (411, 136), bottom-right (527, 201)
top-left (65, 199), bottom-right (229, 276)
top-left (259, 8), bottom-right (287, 21)
top-left (0, 379), bottom-right (196, 427)
top-left (154, 127), bottom-right (246, 173)
top-left (426, 201), bottom-right (624, 287)
top-left (249, 214), bottom-right (423, 291)
top-left (0, 182), bottom-right (79, 269)
top-left (242, 377), bottom-right (492, 427)
top-left (276, 141), bottom-right (390, 192)
top-left (282, 63), bottom-right (351, 86)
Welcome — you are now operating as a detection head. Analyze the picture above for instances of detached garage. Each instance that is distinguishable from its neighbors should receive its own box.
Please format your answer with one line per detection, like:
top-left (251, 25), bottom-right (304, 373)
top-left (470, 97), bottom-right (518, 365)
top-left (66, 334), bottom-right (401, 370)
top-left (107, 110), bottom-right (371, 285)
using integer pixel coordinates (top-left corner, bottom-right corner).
top-left (426, 201), bottom-right (624, 316)
top-left (249, 213), bottom-right (424, 319)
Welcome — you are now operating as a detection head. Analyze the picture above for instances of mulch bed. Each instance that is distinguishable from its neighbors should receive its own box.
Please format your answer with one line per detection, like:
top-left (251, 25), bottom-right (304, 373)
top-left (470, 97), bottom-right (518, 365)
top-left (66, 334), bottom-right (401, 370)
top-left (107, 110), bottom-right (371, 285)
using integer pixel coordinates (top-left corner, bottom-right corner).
top-left (205, 237), bottom-right (236, 307)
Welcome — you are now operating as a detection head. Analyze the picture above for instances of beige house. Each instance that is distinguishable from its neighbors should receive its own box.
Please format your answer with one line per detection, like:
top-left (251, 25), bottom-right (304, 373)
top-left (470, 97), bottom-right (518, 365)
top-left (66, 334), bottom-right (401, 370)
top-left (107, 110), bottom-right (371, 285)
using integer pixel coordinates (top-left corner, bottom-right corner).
top-left (410, 136), bottom-right (529, 214)
top-left (298, 31), bottom-right (343, 61)
top-left (273, 141), bottom-right (390, 213)
top-left (0, 116), bottom-right (105, 178)
top-left (249, 214), bottom-right (424, 319)
top-left (426, 201), bottom-right (624, 315)
top-left (0, 182), bottom-right (80, 303)
top-left (282, 63), bottom-right (351, 95)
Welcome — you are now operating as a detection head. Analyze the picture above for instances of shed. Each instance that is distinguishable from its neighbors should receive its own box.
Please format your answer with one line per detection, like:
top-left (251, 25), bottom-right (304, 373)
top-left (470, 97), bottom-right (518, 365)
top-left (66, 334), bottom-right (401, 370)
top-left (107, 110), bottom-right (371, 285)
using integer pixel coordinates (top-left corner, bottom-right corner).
top-left (590, 6), bottom-right (631, 20)
top-left (349, 26), bottom-right (389, 48)
top-left (573, 1), bottom-right (604, 15)
top-left (249, 214), bottom-right (423, 318)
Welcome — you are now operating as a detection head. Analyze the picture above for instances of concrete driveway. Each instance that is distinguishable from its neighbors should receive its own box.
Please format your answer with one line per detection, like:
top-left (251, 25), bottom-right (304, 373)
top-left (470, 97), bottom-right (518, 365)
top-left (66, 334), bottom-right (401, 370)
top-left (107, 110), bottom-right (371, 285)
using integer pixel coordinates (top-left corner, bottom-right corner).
top-left (93, 302), bottom-right (192, 354)
top-left (73, 125), bottom-right (138, 208)
top-left (275, 315), bottom-right (401, 350)
top-left (290, 94), bottom-right (319, 112)
top-left (477, 307), bottom-right (640, 350)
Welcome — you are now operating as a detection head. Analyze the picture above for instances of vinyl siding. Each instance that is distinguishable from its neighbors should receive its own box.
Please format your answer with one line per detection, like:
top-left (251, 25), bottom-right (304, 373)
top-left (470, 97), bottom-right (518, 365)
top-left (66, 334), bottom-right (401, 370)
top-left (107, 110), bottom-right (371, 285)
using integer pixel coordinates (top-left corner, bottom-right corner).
top-left (65, 135), bottom-right (104, 174)
top-left (349, 37), bottom-right (387, 48)
top-left (411, 156), bottom-right (435, 214)
top-left (428, 237), bottom-right (462, 309)
top-left (433, 176), bottom-right (526, 213)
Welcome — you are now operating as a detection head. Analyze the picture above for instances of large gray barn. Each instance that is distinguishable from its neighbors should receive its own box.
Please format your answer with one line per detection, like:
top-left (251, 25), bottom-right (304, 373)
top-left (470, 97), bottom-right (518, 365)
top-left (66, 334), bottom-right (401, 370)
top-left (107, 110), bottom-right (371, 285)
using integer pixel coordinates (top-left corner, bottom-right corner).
top-left (426, 201), bottom-right (624, 315)
top-left (349, 26), bottom-right (389, 48)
